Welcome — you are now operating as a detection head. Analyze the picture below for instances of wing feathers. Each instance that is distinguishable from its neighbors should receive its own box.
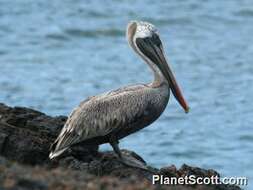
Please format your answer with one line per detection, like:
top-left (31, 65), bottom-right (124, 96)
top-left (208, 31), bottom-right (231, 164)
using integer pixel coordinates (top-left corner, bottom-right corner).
top-left (49, 85), bottom-right (150, 159)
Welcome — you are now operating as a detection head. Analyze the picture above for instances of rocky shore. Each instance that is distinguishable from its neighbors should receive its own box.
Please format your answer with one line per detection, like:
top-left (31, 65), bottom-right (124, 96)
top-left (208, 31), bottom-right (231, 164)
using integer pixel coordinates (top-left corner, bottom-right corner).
top-left (0, 103), bottom-right (241, 190)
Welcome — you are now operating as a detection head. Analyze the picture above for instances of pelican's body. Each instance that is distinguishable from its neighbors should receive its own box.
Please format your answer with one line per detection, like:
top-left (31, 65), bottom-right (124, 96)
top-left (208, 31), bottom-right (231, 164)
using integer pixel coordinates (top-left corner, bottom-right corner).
top-left (49, 21), bottom-right (189, 162)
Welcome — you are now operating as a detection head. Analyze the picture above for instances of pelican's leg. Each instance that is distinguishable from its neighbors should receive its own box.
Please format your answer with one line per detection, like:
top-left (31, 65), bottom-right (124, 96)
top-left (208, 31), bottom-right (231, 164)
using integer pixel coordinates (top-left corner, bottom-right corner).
top-left (109, 137), bottom-right (150, 171)
top-left (109, 139), bottom-right (123, 159)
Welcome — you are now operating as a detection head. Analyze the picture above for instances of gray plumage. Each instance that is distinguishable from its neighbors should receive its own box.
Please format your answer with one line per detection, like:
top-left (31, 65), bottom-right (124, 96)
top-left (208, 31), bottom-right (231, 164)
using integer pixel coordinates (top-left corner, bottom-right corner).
top-left (49, 21), bottom-right (189, 160)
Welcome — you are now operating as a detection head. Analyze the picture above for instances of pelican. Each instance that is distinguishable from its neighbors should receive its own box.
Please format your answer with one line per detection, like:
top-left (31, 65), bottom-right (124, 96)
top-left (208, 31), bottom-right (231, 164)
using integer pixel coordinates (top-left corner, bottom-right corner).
top-left (49, 21), bottom-right (189, 168)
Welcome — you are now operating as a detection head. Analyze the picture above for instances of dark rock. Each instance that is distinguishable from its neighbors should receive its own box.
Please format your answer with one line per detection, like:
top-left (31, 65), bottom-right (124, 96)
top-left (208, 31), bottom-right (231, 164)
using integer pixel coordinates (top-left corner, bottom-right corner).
top-left (0, 103), bottom-right (241, 190)
top-left (0, 156), bottom-right (156, 190)
top-left (160, 165), bottom-right (178, 177)
top-left (0, 103), bottom-right (97, 165)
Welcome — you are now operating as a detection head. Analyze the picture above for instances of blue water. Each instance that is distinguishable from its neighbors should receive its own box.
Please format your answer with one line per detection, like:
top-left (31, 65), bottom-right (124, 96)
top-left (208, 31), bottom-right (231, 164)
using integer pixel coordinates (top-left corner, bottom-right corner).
top-left (0, 0), bottom-right (253, 188)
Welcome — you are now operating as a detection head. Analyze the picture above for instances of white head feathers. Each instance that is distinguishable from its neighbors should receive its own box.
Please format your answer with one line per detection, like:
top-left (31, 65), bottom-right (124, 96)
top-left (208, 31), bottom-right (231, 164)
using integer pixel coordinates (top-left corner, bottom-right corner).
top-left (128, 21), bottom-right (158, 39)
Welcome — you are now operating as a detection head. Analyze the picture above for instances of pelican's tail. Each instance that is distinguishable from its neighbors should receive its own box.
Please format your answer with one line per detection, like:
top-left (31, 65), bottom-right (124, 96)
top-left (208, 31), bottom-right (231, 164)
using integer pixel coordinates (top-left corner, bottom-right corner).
top-left (49, 139), bottom-right (68, 159)
top-left (49, 125), bottom-right (79, 160)
top-left (49, 147), bottom-right (68, 159)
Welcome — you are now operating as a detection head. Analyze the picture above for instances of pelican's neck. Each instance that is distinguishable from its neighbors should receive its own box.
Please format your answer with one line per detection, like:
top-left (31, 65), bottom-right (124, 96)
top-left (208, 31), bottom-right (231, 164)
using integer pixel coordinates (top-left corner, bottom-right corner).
top-left (132, 46), bottom-right (168, 87)
top-left (141, 55), bottom-right (168, 87)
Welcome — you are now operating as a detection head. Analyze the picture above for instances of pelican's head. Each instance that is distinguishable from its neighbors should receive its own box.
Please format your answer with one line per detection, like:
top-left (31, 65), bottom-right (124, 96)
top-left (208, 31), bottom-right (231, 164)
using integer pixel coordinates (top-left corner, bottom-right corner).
top-left (127, 21), bottom-right (189, 113)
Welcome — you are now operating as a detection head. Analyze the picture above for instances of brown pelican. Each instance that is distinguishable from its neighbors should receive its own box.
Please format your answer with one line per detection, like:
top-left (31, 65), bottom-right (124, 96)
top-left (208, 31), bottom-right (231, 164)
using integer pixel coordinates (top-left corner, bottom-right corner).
top-left (49, 21), bottom-right (189, 168)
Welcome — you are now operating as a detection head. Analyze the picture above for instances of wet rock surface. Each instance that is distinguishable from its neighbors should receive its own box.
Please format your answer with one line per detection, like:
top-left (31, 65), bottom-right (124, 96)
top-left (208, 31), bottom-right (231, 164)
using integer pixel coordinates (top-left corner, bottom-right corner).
top-left (0, 103), bottom-right (241, 190)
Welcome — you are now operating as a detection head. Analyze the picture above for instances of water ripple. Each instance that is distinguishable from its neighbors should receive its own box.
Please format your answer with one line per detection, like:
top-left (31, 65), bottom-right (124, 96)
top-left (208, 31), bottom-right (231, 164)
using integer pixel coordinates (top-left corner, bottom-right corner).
top-left (64, 28), bottom-right (124, 38)
top-left (143, 17), bottom-right (193, 26)
top-left (45, 33), bottom-right (70, 41)
top-left (234, 9), bottom-right (253, 17)
top-left (239, 135), bottom-right (253, 142)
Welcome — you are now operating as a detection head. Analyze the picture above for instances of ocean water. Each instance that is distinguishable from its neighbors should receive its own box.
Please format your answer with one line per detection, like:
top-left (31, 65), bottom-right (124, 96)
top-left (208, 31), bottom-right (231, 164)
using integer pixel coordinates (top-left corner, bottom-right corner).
top-left (0, 0), bottom-right (252, 188)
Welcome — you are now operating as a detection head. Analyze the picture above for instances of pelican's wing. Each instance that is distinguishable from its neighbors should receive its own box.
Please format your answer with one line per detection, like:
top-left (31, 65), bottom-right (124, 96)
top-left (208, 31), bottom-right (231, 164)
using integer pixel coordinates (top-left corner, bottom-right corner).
top-left (49, 84), bottom-right (150, 158)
